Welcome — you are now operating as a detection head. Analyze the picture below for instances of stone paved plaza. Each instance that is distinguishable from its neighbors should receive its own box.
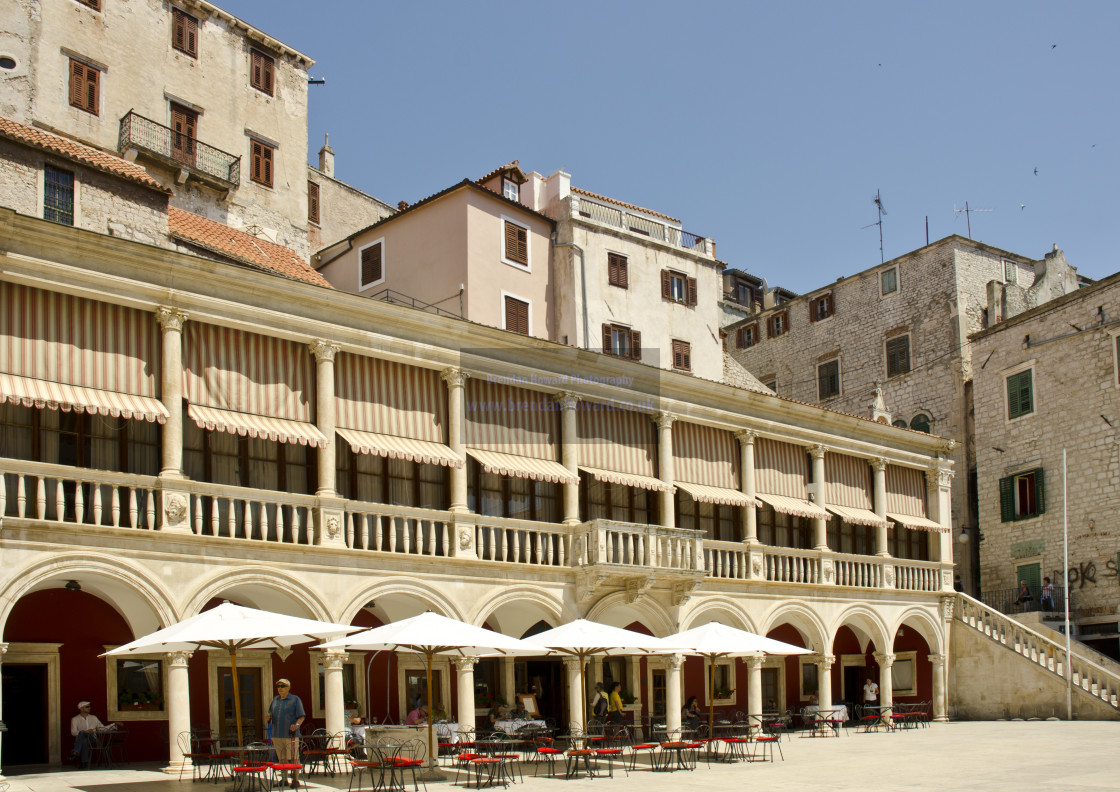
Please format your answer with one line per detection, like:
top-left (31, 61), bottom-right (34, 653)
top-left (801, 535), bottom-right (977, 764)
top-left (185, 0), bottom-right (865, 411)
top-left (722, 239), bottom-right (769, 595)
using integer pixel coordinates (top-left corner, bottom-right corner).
top-left (5, 721), bottom-right (1120, 792)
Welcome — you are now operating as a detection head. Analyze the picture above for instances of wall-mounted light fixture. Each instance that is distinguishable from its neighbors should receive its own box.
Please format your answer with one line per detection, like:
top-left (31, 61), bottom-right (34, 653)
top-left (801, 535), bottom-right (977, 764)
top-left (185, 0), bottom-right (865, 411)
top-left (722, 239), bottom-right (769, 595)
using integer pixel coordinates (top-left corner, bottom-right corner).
top-left (65, 580), bottom-right (82, 592)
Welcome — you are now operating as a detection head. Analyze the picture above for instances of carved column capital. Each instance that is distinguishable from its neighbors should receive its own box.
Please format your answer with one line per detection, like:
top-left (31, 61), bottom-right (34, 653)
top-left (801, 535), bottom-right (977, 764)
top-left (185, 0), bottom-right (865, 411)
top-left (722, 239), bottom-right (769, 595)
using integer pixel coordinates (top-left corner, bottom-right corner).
top-left (744, 655), bottom-right (764, 670)
top-left (323, 650), bottom-right (349, 670)
top-left (309, 339), bottom-right (340, 362)
top-left (156, 306), bottom-right (189, 332)
top-left (817, 653), bottom-right (836, 670)
top-left (562, 657), bottom-right (582, 673)
top-left (165, 650), bottom-right (193, 667)
top-left (652, 411), bottom-right (675, 430)
top-left (736, 429), bottom-right (759, 446)
top-left (456, 655), bottom-right (480, 671)
top-left (926, 466), bottom-right (954, 491)
top-left (871, 457), bottom-right (888, 473)
top-left (554, 391), bottom-right (582, 411)
top-left (667, 653), bottom-right (686, 671)
top-left (927, 653), bottom-right (945, 669)
top-left (441, 367), bottom-right (470, 388)
top-left (0, 641), bottom-right (8, 659)
top-left (809, 444), bottom-right (828, 460)
top-left (873, 651), bottom-right (896, 668)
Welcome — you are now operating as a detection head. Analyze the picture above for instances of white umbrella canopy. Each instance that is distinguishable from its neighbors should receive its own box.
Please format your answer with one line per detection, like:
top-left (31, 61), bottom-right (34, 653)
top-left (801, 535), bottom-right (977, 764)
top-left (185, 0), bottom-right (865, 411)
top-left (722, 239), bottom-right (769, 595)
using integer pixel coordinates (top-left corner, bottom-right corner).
top-left (316, 612), bottom-right (545, 767)
top-left (103, 603), bottom-right (358, 744)
top-left (522, 619), bottom-right (666, 727)
top-left (658, 621), bottom-right (811, 735)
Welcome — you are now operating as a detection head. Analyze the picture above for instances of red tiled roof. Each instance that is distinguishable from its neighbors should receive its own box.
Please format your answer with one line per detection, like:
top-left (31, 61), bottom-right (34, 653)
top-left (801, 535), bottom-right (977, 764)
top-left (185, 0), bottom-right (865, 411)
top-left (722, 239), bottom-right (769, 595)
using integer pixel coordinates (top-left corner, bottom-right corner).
top-left (0, 115), bottom-right (170, 193)
top-left (169, 208), bottom-right (330, 288)
top-left (570, 186), bottom-right (680, 224)
top-left (476, 160), bottom-right (522, 185)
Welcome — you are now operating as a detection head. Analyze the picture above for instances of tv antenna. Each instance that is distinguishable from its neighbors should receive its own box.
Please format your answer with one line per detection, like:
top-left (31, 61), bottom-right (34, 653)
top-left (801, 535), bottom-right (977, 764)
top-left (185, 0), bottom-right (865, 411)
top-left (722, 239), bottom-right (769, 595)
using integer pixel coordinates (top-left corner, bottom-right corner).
top-left (953, 202), bottom-right (991, 240)
top-left (861, 189), bottom-right (888, 263)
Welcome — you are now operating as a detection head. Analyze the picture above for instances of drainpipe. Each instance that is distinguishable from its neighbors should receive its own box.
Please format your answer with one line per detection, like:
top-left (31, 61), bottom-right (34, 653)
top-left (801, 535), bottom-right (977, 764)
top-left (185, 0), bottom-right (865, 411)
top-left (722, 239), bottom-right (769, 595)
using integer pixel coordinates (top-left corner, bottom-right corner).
top-left (552, 239), bottom-right (588, 349)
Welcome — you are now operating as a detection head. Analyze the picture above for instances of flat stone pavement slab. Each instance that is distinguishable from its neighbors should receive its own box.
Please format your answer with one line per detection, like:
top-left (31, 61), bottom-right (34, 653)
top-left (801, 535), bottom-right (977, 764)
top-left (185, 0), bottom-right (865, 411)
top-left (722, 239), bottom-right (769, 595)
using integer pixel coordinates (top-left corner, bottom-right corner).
top-left (5, 721), bottom-right (1120, 792)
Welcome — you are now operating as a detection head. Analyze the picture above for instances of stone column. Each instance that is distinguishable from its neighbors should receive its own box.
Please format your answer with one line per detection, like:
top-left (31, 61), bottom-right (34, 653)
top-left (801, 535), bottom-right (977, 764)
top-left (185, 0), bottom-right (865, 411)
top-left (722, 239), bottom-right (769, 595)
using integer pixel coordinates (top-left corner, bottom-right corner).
top-left (927, 466), bottom-right (955, 573)
top-left (556, 391), bottom-right (581, 525)
top-left (872, 457), bottom-right (890, 556)
top-left (746, 655), bottom-right (763, 723)
top-left (665, 654), bottom-right (684, 733)
top-left (928, 653), bottom-right (947, 722)
top-left (442, 368), bottom-right (470, 513)
top-left (501, 657), bottom-right (515, 711)
top-left (737, 430), bottom-right (759, 544)
top-left (156, 307), bottom-right (188, 479)
top-left (0, 642), bottom-right (7, 777)
top-left (564, 658), bottom-right (583, 731)
top-left (875, 651), bottom-right (895, 712)
top-left (323, 651), bottom-right (348, 743)
top-left (809, 445), bottom-right (828, 550)
top-left (309, 340), bottom-right (340, 496)
top-left (655, 412), bottom-right (675, 529)
top-left (456, 656), bottom-right (478, 738)
top-left (163, 650), bottom-right (193, 775)
top-left (818, 654), bottom-right (835, 710)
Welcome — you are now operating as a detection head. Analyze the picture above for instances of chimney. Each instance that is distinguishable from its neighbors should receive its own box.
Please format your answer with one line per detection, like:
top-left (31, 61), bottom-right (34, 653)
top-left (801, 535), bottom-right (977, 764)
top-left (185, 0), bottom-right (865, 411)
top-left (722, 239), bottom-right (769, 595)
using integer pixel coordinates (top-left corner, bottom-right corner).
top-left (318, 134), bottom-right (334, 178)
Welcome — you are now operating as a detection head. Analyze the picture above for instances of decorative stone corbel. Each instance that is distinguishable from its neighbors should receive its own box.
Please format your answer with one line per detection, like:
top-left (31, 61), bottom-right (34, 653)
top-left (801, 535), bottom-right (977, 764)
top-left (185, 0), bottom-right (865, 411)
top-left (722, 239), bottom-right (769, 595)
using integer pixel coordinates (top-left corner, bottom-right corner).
top-left (625, 575), bottom-right (656, 605)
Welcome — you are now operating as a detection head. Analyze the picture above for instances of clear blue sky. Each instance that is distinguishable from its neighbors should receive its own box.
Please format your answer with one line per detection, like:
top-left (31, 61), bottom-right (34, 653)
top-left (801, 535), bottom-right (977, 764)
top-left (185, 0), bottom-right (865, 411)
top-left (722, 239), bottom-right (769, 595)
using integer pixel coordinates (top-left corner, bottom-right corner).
top-left (220, 0), bottom-right (1119, 293)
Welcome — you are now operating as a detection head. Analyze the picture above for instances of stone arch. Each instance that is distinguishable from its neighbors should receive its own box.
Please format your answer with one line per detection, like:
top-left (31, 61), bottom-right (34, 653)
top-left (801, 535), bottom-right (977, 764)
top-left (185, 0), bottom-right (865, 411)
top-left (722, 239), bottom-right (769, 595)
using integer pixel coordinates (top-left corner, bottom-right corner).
top-left (336, 578), bottom-right (464, 626)
top-left (0, 552), bottom-right (176, 639)
top-left (180, 568), bottom-right (335, 622)
top-left (679, 596), bottom-right (759, 633)
top-left (759, 602), bottom-right (828, 652)
top-left (829, 604), bottom-right (891, 654)
top-left (473, 586), bottom-right (571, 637)
top-left (585, 592), bottom-right (673, 636)
top-left (891, 607), bottom-right (944, 654)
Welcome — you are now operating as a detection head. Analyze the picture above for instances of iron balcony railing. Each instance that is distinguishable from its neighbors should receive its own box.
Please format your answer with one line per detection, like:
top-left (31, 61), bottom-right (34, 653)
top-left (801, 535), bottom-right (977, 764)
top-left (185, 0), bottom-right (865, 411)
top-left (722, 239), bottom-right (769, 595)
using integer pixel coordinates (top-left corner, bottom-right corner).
top-left (367, 288), bottom-right (462, 319)
top-left (981, 585), bottom-right (1068, 616)
top-left (118, 110), bottom-right (240, 188)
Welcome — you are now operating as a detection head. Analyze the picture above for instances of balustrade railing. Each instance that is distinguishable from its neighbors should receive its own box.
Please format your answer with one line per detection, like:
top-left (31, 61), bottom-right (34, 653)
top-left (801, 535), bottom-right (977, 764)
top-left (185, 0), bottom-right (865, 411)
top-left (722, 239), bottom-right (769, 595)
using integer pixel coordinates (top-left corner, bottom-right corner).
top-left (981, 585), bottom-right (1068, 615)
top-left (704, 540), bottom-right (749, 580)
top-left (892, 559), bottom-right (942, 592)
top-left (764, 547), bottom-right (822, 584)
top-left (580, 520), bottom-right (702, 571)
top-left (184, 481), bottom-right (315, 544)
top-left (572, 196), bottom-right (710, 255)
top-left (833, 554), bottom-right (883, 588)
top-left (1, 459), bottom-right (158, 530)
top-left (473, 514), bottom-right (568, 566)
top-left (118, 110), bottom-right (240, 187)
top-left (345, 502), bottom-right (451, 557)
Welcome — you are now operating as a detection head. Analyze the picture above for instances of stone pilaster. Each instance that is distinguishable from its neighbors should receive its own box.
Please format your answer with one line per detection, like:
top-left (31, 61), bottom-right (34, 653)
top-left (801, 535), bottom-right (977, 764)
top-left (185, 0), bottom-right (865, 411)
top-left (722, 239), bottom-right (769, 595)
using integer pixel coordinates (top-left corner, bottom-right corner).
top-left (442, 368), bottom-right (470, 513)
top-left (0, 642), bottom-right (7, 778)
top-left (927, 465), bottom-right (955, 574)
top-left (654, 412), bottom-right (675, 529)
top-left (555, 391), bottom-right (581, 525)
top-left (737, 430), bottom-right (759, 545)
top-left (872, 457), bottom-right (890, 556)
top-left (809, 444), bottom-right (828, 550)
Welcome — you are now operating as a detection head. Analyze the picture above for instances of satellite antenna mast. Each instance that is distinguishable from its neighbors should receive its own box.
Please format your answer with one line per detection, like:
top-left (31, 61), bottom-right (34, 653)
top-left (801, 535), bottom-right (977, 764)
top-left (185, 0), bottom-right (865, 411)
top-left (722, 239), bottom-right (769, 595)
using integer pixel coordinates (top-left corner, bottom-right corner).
top-left (953, 201), bottom-right (992, 240)
top-left (861, 189), bottom-right (888, 263)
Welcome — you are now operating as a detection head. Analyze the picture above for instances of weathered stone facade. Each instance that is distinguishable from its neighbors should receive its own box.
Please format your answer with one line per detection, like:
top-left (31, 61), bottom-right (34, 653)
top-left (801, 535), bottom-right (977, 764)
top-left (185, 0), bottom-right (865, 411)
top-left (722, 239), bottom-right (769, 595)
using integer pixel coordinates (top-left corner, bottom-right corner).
top-left (971, 270), bottom-right (1120, 653)
top-left (307, 163), bottom-right (394, 252)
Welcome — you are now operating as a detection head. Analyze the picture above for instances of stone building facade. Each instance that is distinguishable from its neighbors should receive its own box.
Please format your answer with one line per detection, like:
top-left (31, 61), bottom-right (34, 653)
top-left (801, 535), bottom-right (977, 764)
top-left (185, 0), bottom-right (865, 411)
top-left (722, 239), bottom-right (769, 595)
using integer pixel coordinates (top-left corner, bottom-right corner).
top-left (307, 136), bottom-right (394, 251)
top-left (971, 270), bottom-right (1120, 659)
top-left (726, 236), bottom-right (1082, 591)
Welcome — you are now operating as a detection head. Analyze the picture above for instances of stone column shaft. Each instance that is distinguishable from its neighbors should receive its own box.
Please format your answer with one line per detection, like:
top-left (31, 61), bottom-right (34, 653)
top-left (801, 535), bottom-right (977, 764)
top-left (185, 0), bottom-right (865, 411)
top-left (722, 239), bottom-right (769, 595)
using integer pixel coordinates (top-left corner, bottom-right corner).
top-left (456, 657), bottom-right (479, 738)
top-left (564, 658), bottom-right (583, 732)
top-left (746, 655), bottom-right (763, 722)
top-left (310, 340), bottom-right (340, 496)
top-left (557, 392), bottom-right (581, 525)
top-left (324, 651), bottom-right (348, 744)
top-left (810, 445), bottom-right (828, 550)
top-left (656, 412), bottom-right (675, 529)
top-left (818, 655), bottom-right (835, 710)
top-left (443, 369), bottom-right (469, 512)
top-left (738, 430), bottom-right (758, 544)
top-left (875, 652), bottom-right (895, 711)
top-left (157, 308), bottom-right (188, 477)
top-left (163, 650), bottom-right (192, 775)
top-left (928, 653), bottom-right (947, 722)
top-left (873, 458), bottom-right (889, 556)
top-left (665, 654), bottom-right (684, 733)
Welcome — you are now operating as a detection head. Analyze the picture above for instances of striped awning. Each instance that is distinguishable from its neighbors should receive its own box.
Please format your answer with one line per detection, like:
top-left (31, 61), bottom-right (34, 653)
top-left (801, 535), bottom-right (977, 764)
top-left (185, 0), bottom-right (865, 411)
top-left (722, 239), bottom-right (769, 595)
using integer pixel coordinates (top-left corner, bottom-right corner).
top-left (756, 492), bottom-right (829, 520)
top-left (0, 372), bottom-right (168, 424)
top-left (887, 512), bottom-right (949, 533)
top-left (579, 466), bottom-right (673, 493)
top-left (886, 465), bottom-right (928, 519)
top-left (467, 448), bottom-right (578, 485)
top-left (675, 480), bottom-right (759, 507)
top-left (755, 438), bottom-right (808, 500)
top-left (337, 428), bottom-right (463, 469)
top-left (825, 453), bottom-right (873, 510)
top-left (673, 422), bottom-right (739, 491)
top-left (188, 404), bottom-right (327, 447)
top-left (826, 504), bottom-right (891, 530)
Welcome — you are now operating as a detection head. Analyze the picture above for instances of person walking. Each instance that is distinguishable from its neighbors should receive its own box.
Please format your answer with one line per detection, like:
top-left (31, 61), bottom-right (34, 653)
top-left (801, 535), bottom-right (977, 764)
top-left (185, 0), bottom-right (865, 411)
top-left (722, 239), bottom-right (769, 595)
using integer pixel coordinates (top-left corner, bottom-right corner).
top-left (265, 679), bottom-right (305, 788)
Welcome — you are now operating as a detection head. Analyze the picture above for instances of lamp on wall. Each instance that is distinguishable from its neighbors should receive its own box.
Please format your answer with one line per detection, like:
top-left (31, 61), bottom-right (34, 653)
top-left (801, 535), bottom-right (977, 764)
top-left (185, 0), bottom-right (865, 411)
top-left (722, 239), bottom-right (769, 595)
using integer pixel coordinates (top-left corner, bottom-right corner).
top-left (65, 580), bottom-right (82, 592)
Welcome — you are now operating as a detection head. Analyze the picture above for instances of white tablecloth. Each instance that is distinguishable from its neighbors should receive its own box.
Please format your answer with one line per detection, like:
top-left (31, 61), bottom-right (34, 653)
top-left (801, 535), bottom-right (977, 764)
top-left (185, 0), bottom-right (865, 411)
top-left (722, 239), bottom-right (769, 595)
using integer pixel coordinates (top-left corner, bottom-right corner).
top-left (493, 719), bottom-right (546, 734)
top-left (804, 705), bottom-right (849, 723)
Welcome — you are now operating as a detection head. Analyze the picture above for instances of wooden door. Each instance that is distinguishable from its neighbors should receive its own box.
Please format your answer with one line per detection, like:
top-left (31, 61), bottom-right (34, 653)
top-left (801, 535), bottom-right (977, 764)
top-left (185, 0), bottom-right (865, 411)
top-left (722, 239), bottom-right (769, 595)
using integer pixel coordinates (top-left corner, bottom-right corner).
top-left (170, 103), bottom-right (197, 167)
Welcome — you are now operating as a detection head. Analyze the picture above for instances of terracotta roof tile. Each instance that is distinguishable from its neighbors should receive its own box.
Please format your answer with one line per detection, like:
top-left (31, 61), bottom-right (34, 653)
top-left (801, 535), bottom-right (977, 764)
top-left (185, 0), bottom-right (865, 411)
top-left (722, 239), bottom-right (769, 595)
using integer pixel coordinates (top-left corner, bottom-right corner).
top-left (570, 186), bottom-right (680, 224)
top-left (0, 115), bottom-right (170, 193)
top-left (475, 160), bottom-right (522, 185)
top-left (169, 208), bottom-right (330, 288)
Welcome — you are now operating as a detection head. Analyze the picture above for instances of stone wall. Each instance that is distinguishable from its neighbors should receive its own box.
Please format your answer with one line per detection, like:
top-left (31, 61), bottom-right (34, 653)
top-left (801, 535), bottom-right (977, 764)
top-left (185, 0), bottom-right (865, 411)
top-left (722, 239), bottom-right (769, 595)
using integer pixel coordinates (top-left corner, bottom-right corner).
top-left (307, 164), bottom-right (394, 252)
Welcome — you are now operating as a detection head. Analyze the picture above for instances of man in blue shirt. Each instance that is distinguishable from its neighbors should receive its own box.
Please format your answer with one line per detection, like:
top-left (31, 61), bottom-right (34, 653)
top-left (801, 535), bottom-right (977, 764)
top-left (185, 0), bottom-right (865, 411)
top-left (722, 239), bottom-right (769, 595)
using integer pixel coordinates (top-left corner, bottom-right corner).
top-left (265, 679), bottom-right (305, 788)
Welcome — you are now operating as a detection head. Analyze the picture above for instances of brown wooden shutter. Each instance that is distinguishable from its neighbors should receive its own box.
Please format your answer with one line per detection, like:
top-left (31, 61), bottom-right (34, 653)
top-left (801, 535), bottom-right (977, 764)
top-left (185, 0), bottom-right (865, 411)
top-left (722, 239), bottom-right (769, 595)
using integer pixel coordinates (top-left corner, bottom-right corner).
top-left (308, 181), bottom-right (320, 223)
top-left (86, 65), bottom-right (98, 114)
top-left (505, 296), bottom-right (529, 335)
top-left (602, 324), bottom-right (613, 354)
top-left (736, 327), bottom-right (745, 347)
top-left (687, 276), bottom-right (698, 306)
top-left (809, 299), bottom-right (819, 323)
top-left (69, 60), bottom-right (98, 114)
top-left (251, 49), bottom-right (274, 95)
top-left (504, 221), bottom-right (528, 265)
top-left (174, 10), bottom-right (199, 58)
top-left (630, 330), bottom-right (642, 360)
top-left (661, 269), bottom-right (672, 299)
top-left (69, 60), bottom-right (83, 107)
top-left (680, 341), bottom-right (691, 370)
top-left (169, 103), bottom-right (198, 166)
top-left (608, 253), bottom-right (628, 288)
top-left (251, 140), bottom-right (273, 187)
top-left (361, 243), bottom-right (382, 286)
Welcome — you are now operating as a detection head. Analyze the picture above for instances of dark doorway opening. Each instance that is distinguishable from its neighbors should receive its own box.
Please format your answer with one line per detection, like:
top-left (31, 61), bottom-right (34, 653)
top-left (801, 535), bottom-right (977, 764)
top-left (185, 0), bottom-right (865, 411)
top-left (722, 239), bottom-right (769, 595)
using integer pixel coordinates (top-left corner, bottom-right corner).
top-left (2, 663), bottom-right (49, 765)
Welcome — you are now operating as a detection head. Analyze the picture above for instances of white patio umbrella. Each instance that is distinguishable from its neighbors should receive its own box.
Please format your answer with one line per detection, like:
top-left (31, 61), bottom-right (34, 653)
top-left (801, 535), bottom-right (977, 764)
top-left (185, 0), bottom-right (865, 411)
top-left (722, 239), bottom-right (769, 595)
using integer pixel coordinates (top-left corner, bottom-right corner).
top-left (658, 621), bottom-right (811, 737)
top-left (316, 611), bottom-right (543, 768)
top-left (103, 602), bottom-right (358, 745)
top-left (522, 619), bottom-right (665, 728)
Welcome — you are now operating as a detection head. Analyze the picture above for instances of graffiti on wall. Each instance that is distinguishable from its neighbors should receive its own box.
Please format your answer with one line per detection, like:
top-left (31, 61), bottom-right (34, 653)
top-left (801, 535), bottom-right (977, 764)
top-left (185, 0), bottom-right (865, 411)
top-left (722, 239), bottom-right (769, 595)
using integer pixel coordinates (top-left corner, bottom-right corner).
top-left (1051, 556), bottom-right (1118, 589)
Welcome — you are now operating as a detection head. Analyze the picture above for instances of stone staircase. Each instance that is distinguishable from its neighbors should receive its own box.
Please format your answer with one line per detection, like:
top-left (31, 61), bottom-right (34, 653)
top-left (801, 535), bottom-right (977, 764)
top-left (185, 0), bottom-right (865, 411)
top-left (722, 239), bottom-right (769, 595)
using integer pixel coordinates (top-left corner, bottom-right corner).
top-left (954, 593), bottom-right (1120, 718)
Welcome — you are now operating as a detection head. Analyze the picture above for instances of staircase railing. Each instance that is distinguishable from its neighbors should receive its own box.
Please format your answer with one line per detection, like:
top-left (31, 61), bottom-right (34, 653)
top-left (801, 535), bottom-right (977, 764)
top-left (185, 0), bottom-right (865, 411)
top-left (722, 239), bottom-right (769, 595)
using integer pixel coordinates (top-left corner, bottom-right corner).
top-left (956, 593), bottom-right (1120, 710)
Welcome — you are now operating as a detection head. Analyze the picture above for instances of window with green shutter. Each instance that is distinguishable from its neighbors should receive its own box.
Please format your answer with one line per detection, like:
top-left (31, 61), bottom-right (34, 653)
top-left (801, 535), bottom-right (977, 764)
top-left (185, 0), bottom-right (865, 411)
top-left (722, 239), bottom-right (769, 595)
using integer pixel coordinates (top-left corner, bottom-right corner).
top-left (1007, 369), bottom-right (1034, 419)
top-left (999, 468), bottom-right (1045, 521)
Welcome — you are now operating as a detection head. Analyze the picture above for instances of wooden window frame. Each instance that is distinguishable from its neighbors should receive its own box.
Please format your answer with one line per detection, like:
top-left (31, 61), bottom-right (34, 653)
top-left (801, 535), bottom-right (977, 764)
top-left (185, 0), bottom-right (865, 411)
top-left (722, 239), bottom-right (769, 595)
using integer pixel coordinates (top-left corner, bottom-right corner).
top-left (307, 180), bottom-right (320, 224)
top-left (767, 310), bottom-right (789, 338)
top-left (817, 358), bottom-right (840, 400)
top-left (601, 323), bottom-right (641, 360)
top-left (1006, 366), bottom-right (1034, 421)
top-left (503, 294), bottom-right (530, 336)
top-left (735, 282), bottom-right (754, 307)
top-left (671, 339), bottom-right (691, 372)
top-left (68, 58), bottom-right (99, 115)
top-left (250, 48), bottom-right (275, 95)
top-left (999, 468), bottom-right (1045, 522)
top-left (881, 266), bottom-right (898, 295)
top-left (249, 138), bottom-right (274, 187)
top-left (885, 334), bottom-right (911, 378)
top-left (172, 8), bottom-right (199, 59)
top-left (737, 323), bottom-right (758, 349)
top-left (809, 293), bottom-right (834, 322)
top-left (607, 253), bottom-right (629, 289)
top-left (661, 270), bottom-right (697, 306)
top-left (358, 239), bottom-right (385, 291)
top-left (502, 178), bottom-right (520, 202)
top-left (501, 217), bottom-right (530, 269)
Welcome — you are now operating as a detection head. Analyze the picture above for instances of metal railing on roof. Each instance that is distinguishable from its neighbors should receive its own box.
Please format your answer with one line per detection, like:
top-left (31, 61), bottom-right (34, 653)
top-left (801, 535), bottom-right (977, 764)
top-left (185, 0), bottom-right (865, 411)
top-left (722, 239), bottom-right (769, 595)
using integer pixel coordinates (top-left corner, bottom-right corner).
top-left (572, 195), bottom-right (710, 254)
top-left (118, 111), bottom-right (240, 188)
top-left (367, 288), bottom-right (462, 319)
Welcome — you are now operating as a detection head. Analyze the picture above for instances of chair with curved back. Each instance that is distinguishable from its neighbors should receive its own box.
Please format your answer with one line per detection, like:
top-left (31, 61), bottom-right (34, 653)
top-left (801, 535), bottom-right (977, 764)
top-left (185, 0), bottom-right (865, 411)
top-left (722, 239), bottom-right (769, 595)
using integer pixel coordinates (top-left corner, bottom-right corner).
top-left (177, 731), bottom-right (213, 782)
top-left (230, 742), bottom-right (272, 792)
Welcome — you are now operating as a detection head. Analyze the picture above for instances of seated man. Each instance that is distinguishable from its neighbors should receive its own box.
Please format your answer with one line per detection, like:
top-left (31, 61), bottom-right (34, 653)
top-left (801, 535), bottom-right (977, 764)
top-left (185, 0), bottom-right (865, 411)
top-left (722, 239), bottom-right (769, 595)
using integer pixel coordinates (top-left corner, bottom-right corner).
top-left (405, 704), bottom-right (428, 725)
top-left (70, 701), bottom-right (104, 769)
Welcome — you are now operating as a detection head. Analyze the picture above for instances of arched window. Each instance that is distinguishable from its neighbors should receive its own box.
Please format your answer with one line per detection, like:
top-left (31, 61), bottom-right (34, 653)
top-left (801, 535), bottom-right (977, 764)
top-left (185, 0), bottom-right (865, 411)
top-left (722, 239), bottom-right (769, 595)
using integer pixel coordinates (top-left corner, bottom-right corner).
top-left (910, 413), bottom-right (931, 433)
top-left (892, 419), bottom-right (908, 429)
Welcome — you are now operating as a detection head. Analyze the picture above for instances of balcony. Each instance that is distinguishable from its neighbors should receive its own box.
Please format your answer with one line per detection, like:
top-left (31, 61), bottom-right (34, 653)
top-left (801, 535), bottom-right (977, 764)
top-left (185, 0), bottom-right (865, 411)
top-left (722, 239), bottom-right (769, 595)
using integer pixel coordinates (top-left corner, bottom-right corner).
top-left (570, 195), bottom-right (713, 256)
top-left (0, 457), bottom-right (950, 596)
top-left (118, 111), bottom-right (240, 190)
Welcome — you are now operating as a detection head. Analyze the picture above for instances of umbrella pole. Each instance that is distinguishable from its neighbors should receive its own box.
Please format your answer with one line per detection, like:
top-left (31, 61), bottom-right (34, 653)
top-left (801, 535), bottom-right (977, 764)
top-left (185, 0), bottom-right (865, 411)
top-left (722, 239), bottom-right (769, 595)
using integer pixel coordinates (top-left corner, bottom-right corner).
top-left (579, 654), bottom-right (588, 732)
top-left (426, 651), bottom-right (435, 768)
top-left (231, 649), bottom-right (244, 746)
top-left (708, 655), bottom-right (715, 739)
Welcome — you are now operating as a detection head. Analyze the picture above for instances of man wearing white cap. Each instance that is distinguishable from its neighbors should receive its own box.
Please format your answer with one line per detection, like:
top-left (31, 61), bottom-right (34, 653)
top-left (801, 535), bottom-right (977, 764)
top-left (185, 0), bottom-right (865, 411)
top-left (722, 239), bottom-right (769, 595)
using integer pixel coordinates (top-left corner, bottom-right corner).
top-left (265, 679), bottom-right (305, 788)
top-left (69, 701), bottom-right (103, 769)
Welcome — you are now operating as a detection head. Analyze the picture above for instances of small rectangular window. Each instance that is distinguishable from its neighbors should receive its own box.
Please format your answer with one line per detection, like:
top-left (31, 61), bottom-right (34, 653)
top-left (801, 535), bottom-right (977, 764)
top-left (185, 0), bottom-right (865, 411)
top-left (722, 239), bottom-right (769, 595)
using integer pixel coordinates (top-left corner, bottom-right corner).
top-left (818, 359), bottom-right (840, 400)
top-left (172, 9), bottom-right (199, 58)
top-left (1007, 368), bottom-right (1034, 419)
top-left (736, 283), bottom-right (753, 306)
top-left (359, 241), bottom-right (383, 288)
top-left (307, 181), bottom-right (320, 224)
top-left (737, 323), bottom-right (758, 349)
top-left (601, 324), bottom-right (640, 360)
top-left (881, 267), bottom-right (898, 295)
top-left (607, 253), bottom-right (628, 288)
top-left (504, 296), bottom-right (529, 335)
top-left (68, 58), bottom-right (99, 115)
top-left (810, 293), bottom-right (834, 322)
top-left (502, 178), bottom-right (520, 202)
top-left (999, 468), bottom-right (1045, 521)
top-left (44, 166), bottom-right (75, 226)
top-left (767, 311), bottom-right (788, 338)
top-left (671, 340), bottom-right (691, 372)
top-left (250, 139), bottom-right (274, 187)
top-left (250, 48), bottom-right (275, 95)
top-left (503, 220), bottom-right (528, 266)
top-left (661, 270), bottom-right (697, 305)
top-left (1004, 259), bottom-right (1017, 284)
top-left (886, 335), bottom-right (910, 378)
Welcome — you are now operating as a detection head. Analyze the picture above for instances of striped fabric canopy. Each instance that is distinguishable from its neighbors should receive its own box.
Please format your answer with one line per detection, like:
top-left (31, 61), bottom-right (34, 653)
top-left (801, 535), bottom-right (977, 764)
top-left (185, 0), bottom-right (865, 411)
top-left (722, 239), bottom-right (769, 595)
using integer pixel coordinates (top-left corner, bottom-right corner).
top-left (336, 427), bottom-right (463, 469)
top-left (673, 422), bottom-right (739, 490)
top-left (825, 453), bottom-right (873, 510)
top-left (335, 353), bottom-right (446, 443)
top-left (885, 465), bottom-right (927, 517)
top-left (579, 466), bottom-right (673, 493)
top-left (675, 481), bottom-right (758, 507)
top-left (187, 405), bottom-right (326, 447)
top-left (466, 448), bottom-right (577, 485)
top-left (0, 282), bottom-right (162, 420)
top-left (825, 504), bottom-right (890, 530)
top-left (577, 402), bottom-right (656, 478)
top-left (465, 379), bottom-right (558, 461)
top-left (755, 438), bottom-right (809, 499)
